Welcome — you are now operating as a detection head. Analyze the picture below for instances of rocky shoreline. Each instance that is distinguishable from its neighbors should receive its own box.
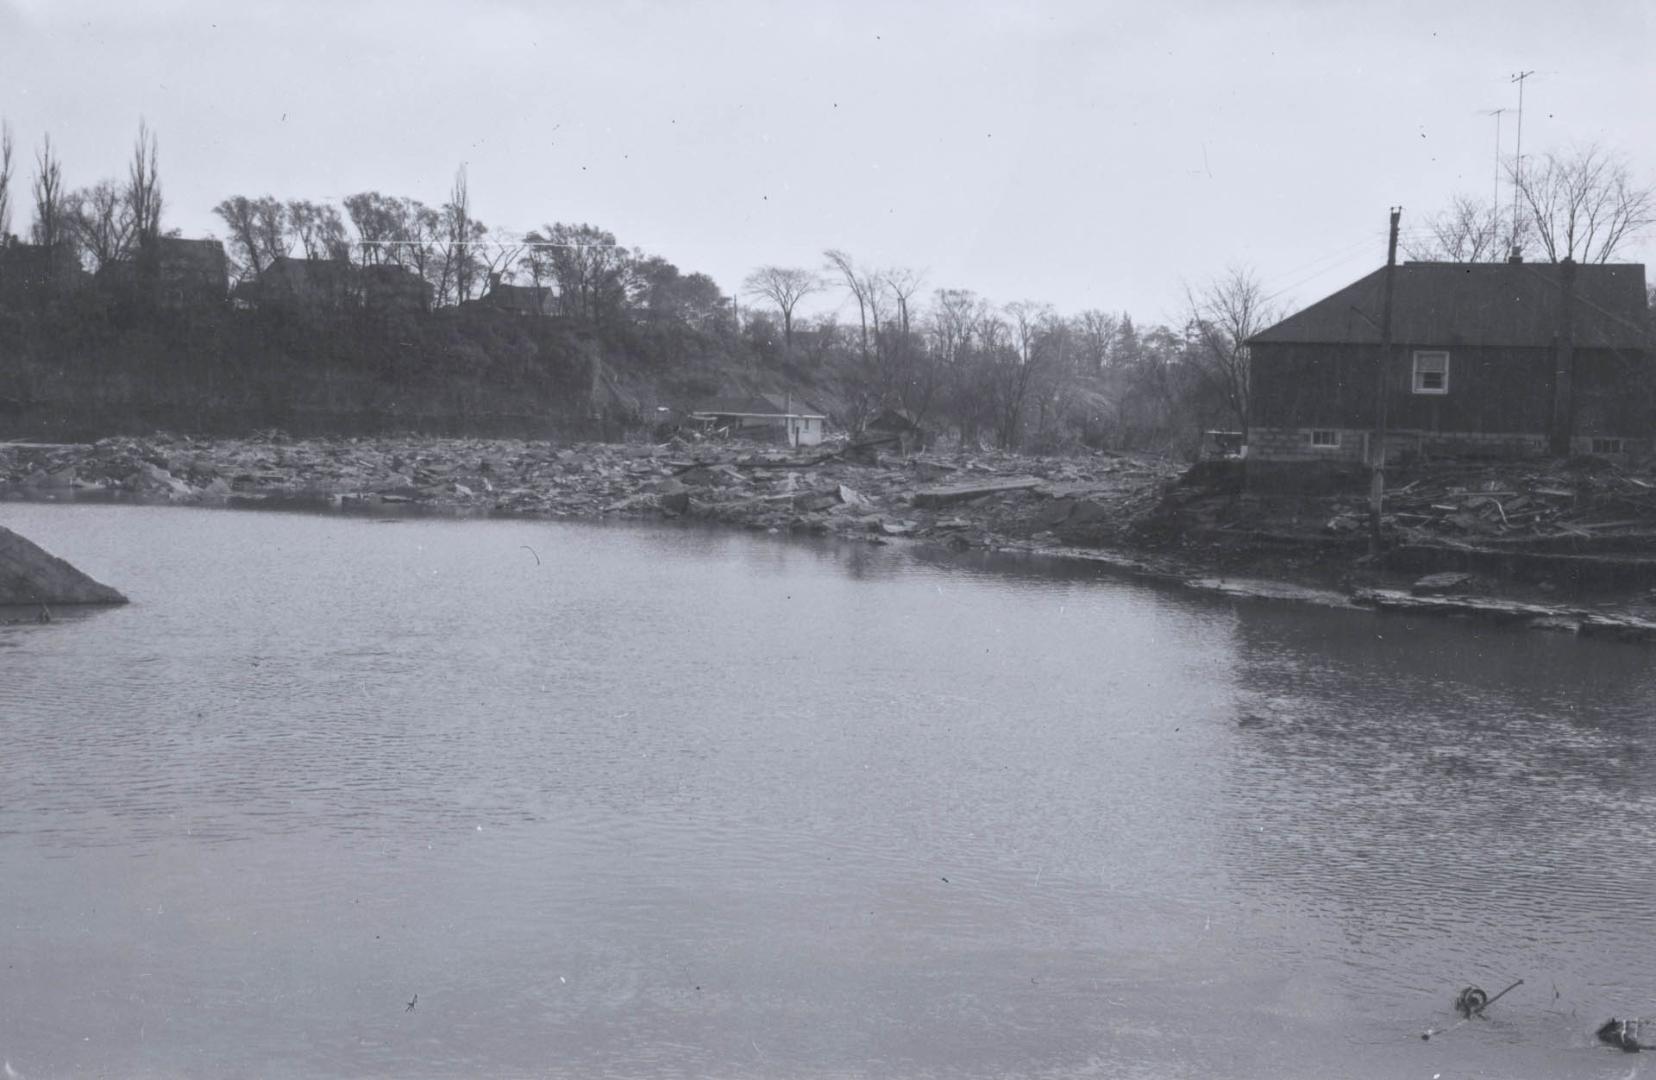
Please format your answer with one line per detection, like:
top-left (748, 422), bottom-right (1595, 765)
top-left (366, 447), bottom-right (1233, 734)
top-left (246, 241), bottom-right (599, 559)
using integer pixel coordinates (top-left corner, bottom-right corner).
top-left (4, 432), bottom-right (1656, 641)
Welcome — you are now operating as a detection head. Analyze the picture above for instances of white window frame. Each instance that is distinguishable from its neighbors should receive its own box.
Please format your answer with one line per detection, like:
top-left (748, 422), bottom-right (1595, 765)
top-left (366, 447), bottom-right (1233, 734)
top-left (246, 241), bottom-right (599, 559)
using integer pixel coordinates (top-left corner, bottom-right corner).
top-left (1412, 350), bottom-right (1450, 395)
top-left (1591, 437), bottom-right (1624, 455)
top-left (1309, 429), bottom-right (1340, 448)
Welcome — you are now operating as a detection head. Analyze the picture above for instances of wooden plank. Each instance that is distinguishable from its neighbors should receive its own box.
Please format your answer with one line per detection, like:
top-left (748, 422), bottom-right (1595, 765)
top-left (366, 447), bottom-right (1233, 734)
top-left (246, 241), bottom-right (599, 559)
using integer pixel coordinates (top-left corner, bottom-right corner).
top-left (912, 476), bottom-right (1042, 508)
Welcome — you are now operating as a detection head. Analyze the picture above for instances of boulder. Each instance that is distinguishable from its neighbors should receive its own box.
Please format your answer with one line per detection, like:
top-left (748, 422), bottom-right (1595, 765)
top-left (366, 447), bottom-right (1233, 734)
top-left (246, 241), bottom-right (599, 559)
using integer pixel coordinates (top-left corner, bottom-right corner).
top-left (0, 527), bottom-right (127, 606)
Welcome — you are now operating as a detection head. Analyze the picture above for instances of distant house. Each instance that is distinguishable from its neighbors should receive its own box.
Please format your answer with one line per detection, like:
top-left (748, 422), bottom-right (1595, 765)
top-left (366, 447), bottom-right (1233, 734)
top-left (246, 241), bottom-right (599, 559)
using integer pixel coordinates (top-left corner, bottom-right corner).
top-left (241, 256), bottom-right (357, 312)
top-left (0, 242), bottom-right (88, 310)
top-left (689, 393), bottom-right (828, 447)
top-left (864, 407), bottom-right (930, 454)
top-left (481, 273), bottom-right (556, 316)
top-left (151, 237), bottom-right (229, 307)
top-left (99, 236), bottom-right (229, 309)
top-left (1247, 260), bottom-right (1651, 464)
top-left (360, 264), bottom-right (433, 314)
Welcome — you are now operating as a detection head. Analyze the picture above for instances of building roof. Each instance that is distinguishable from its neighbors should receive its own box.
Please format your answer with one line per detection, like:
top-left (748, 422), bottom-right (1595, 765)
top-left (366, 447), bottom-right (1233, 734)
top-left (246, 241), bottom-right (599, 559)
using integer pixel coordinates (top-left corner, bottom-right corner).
top-left (262, 255), bottom-right (354, 287)
top-left (691, 393), bottom-right (826, 419)
top-left (150, 236), bottom-right (226, 261)
top-left (484, 281), bottom-right (555, 314)
top-left (867, 407), bottom-right (924, 431)
top-left (1250, 261), bottom-right (1649, 350)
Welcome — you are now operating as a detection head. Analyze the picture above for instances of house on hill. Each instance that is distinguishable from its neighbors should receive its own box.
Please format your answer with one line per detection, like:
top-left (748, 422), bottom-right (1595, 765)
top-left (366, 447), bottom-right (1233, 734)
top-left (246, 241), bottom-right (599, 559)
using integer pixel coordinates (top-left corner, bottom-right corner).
top-left (236, 256), bottom-right (356, 312)
top-left (98, 237), bottom-right (229, 309)
top-left (689, 393), bottom-right (828, 447)
top-left (480, 273), bottom-right (556, 316)
top-left (149, 237), bottom-right (229, 307)
top-left (1247, 260), bottom-right (1651, 465)
top-left (360, 264), bottom-right (433, 314)
top-left (0, 243), bottom-right (89, 310)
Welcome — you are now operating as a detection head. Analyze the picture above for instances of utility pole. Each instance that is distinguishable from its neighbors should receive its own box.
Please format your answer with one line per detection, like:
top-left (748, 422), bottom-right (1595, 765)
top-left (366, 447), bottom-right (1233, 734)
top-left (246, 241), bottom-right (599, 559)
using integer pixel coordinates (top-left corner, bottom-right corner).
top-left (1369, 207), bottom-right (1401, 555)
top-left (1510, 70), bottom-right (1535, 256)
top-left (1550, 257), bottom-right (1577, 456)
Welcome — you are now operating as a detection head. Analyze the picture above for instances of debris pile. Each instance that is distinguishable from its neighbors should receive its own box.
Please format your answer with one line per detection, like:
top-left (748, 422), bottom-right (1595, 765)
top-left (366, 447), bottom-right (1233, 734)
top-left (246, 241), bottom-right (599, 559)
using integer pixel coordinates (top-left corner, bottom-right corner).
top-left (1353, 458), bottom-right (1656, 547)
top-left (0, 432), bottom-right (1178, 552)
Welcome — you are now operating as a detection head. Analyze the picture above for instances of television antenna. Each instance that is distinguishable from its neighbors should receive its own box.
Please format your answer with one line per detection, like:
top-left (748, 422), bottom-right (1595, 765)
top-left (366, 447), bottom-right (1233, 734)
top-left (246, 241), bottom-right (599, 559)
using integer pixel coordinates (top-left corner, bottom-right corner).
top-left (1509, 70), bottom-right (1535, 255)
top-left (1479, 107), bottom-right (1507, 210)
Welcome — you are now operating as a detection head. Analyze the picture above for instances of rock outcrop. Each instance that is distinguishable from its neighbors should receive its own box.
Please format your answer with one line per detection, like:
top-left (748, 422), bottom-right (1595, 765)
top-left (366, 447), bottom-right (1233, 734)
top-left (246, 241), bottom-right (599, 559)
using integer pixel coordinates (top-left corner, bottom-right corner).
top-left (0, 526), bottom-right (127, 606)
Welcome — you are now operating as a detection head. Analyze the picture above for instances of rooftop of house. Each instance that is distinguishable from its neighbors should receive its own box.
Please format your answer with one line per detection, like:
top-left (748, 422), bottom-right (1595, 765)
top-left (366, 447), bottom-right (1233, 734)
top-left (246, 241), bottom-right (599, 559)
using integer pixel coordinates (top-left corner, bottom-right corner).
top-left (692, 393), bottom-right (826, 418)
top-left (1250, 261), bottom-right (1649, 350)
top-left (484, 281), bottom-right (555, 312)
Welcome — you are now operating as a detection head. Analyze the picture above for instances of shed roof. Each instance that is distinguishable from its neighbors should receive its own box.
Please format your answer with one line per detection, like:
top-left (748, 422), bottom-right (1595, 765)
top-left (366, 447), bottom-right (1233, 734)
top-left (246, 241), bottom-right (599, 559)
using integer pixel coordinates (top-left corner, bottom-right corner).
top-left (692, 393), bottom-right (826, 418)
top-left (1250, 261), bottom-right (1648, 350)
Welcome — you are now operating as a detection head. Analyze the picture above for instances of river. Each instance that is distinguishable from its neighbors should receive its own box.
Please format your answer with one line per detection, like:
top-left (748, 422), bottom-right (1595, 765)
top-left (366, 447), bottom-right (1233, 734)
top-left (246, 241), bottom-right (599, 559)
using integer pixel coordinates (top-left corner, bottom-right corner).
top-left (2, 504), bottom-right (1653, 1079)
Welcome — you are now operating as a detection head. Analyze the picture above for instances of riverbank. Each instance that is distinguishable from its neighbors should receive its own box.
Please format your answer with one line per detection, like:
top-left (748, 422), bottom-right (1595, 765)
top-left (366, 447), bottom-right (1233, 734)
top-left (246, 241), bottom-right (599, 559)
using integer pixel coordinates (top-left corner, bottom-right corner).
top-left (4, 432), bottom-right (1656, 639)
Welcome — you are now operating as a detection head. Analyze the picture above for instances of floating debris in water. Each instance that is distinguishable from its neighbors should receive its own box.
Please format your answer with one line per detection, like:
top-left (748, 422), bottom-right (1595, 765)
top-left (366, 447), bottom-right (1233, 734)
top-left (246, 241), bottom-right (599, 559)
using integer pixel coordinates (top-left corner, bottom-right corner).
top-left (1598, 1018), bottom-right (1645, 1053)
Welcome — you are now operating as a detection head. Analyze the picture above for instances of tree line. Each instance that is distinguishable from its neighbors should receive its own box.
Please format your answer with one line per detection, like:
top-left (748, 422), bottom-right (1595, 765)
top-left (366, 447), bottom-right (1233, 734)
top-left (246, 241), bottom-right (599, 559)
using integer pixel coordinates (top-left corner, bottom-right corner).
top-left (2, 118), bottom-right (1651, 456)
top-left (0, 120), bottom-right (164, 272)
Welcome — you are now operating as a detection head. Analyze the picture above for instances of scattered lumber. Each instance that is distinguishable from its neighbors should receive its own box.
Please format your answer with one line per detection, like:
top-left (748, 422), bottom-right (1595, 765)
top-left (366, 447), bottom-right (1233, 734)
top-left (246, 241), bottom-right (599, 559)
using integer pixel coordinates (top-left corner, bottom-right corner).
top-left (912, 476), bottom-right (1042, 508)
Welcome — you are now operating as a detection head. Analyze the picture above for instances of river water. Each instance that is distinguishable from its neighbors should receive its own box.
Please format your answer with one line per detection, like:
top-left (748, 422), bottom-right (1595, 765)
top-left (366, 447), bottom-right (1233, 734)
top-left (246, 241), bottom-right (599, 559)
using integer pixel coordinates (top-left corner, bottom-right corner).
top-left (2, 504), bottom-right (1653, 1079)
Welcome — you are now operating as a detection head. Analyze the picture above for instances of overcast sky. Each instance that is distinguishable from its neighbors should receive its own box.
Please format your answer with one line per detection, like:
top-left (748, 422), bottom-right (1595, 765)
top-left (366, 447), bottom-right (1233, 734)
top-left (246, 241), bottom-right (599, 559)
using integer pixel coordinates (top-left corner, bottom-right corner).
top-left (2, 0), bottom-right (1652, 324)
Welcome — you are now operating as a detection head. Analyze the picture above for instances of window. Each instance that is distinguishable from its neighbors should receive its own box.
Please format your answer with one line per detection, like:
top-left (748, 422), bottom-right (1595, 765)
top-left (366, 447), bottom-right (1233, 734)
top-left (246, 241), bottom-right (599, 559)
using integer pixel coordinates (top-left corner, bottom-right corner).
top-left (1310, 429), bottom-right (1340, 448)
top-left (1413, 351), bottom-right (1450, 394)
top-left (1591, 437), bottom-right (1624, 455)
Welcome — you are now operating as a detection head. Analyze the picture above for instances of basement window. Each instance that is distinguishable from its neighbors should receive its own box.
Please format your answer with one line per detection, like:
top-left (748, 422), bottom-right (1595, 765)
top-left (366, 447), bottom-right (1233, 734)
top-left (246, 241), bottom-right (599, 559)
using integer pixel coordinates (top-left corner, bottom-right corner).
top-left (1592, 437), bottom-right (1625, 455)
top-left (1309, 429), bottom-right (1340, 448)
top-left (1412, 351), bottom-right (1450, 394)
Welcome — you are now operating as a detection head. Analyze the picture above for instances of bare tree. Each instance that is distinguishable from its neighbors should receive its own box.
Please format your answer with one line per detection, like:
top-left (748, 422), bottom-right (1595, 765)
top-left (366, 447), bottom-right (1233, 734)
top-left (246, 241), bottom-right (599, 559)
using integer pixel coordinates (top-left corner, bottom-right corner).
top-left (525, 223), bottom-right (635, 322)
top-left (741, 266), bottom-right (821, 352)
top-left (439, 165), bottom-right (488, 303)
top-left (882, 267), bottom-right (925, 339)
top-left (1073, 309), bottom-right (1119, 371)
top-left (824, 249), bottom-right (881, 370)
top-left (0, 120), bottom-right (13, 242)
top-left (285, 200), bottom-right (351, 261)
top-left (1184, 267), bottom-right (1278, 438)
top-left (1515, 143), bottom-right (1656, 263)
top-left (984, 301), bottom-right (1054, 448)
top-left (30, 135), bottom-right (69, 253)
top-left (71, 178), bottom-right (135, 270)
top-left (1406, 194), bottom-right (1508, 262)
top-left (927, 287), bottom-right (978, 366)
top-left (213, 195), bottom-right (288, 278)
top-left (126, 119), bottom-right (163, 249)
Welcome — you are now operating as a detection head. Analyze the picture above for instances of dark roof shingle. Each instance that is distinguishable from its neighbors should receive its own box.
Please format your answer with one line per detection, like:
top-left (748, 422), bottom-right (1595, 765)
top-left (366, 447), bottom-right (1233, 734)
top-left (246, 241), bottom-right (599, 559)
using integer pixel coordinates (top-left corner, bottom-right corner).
top-left (1250, 262), bottom-right (1648, 350)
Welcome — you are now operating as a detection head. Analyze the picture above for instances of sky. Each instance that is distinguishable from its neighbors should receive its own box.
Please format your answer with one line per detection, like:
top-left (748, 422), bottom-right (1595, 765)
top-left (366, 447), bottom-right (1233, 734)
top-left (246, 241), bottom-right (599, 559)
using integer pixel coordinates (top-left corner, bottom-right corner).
top-left (1, 0), bottom-right (1652, 326)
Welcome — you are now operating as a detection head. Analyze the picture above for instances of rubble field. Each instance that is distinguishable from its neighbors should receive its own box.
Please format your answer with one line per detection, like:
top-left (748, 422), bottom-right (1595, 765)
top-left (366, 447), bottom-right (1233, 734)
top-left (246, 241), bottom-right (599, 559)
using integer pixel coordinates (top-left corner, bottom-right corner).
top-left (6, 433), bottom-right (1656, 639)
top-left (0, 431), bottom-right (1178, 549)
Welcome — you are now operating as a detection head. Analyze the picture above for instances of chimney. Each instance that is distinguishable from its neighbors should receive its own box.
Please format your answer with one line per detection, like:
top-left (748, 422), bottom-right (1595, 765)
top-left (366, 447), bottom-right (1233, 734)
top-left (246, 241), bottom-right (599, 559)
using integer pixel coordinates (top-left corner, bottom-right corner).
top-left (1507, 248), bottom-right (1524, 264)
top-left (488, 271), bottom-right (502, 292)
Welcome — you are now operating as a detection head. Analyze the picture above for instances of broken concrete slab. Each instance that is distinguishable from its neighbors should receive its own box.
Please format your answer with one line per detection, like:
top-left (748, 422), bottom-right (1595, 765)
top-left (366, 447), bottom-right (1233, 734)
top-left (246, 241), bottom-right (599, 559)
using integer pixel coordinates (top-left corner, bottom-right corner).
top-left (1411, 571), bottom-right (1476, 596)
top-left (837, 484), bottom-right (871, 509)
